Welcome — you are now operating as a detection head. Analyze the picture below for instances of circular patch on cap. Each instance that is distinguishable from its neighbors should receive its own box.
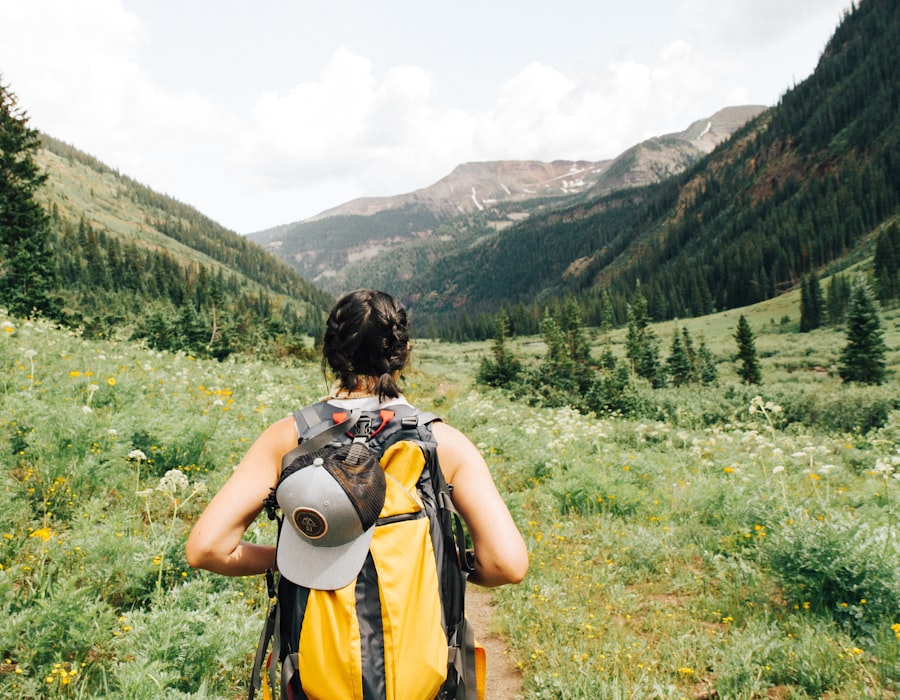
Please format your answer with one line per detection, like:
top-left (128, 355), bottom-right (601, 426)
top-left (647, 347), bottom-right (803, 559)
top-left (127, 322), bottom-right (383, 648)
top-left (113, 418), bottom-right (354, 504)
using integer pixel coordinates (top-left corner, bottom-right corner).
top-left (292, 507), bottom-right (327, 539)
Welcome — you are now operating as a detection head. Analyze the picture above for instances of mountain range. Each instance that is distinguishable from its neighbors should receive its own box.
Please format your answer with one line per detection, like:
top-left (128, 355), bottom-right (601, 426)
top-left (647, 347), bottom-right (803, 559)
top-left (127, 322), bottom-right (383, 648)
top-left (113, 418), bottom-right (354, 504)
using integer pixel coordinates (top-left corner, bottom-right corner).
top-left (248, 105), bottom-right (765, 292)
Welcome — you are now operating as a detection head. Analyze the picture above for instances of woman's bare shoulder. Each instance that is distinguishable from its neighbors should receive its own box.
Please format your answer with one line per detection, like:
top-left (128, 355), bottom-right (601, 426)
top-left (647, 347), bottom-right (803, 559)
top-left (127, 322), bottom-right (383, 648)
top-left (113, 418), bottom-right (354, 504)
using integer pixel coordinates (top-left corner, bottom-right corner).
top-left (429, 419), bottom-right (461, 440)
top-left (430, 420), bottom-right (478, 454)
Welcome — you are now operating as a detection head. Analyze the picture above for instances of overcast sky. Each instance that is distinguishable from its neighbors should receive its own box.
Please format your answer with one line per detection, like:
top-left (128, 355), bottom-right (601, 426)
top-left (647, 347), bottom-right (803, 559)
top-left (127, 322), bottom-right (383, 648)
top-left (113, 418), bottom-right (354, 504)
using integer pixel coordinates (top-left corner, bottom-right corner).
top-left (0, 0), bottom-right (853, 234)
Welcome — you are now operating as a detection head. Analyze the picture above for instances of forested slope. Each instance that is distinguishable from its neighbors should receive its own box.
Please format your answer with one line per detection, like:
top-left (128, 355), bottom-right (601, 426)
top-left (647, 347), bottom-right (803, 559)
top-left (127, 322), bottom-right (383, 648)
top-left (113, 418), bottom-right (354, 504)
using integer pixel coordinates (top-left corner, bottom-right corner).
top-left (35, 135), bottom-right (334, 357)
top-left (410, 0), bottom-right (898, 339)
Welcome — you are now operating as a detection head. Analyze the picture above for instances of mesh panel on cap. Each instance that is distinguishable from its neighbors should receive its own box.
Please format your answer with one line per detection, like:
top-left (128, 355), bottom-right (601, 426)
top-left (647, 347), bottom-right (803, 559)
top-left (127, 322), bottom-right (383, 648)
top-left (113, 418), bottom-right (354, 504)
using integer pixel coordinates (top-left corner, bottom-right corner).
top-left (326, 443), bottom-right (386, 528)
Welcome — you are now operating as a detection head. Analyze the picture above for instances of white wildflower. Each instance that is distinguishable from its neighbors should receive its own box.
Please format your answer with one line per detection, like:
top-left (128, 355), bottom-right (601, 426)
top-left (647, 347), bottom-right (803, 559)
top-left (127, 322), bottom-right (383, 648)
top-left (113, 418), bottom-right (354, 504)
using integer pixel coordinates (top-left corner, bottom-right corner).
top-left (127, 449), bottom-right (148, 462)
top-left (157, 469), bottom-right (189, 497)
top-left (772, 465), bottom-right (785, 475)
top-left (873, 458), bottom-right (894, 477)
top-left (81, 405), bottom-right (93, 414)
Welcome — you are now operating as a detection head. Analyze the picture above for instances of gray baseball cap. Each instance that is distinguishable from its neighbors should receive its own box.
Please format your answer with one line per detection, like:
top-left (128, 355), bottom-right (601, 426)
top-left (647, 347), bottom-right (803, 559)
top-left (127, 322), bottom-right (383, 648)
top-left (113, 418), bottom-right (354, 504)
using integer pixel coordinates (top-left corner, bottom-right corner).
top-left (275, 442), bottom-right (386, 590)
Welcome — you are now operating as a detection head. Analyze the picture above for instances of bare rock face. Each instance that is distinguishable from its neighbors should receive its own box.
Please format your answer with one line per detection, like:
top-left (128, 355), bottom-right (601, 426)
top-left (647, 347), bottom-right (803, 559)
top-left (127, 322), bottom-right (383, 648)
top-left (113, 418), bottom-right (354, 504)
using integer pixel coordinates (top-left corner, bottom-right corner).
top-left (306, 159), bottom-right (612, 221)
top-left (302, 105), bottom-right (766, 223)
top-left (585, 105), bottom-right (768, 196)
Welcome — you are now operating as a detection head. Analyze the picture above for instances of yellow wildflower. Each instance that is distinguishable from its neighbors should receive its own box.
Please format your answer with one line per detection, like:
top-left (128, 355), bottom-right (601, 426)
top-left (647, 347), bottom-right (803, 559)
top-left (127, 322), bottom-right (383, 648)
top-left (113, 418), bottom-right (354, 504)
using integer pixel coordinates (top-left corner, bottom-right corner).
top-left (29, 527), bottom-right (54, 541)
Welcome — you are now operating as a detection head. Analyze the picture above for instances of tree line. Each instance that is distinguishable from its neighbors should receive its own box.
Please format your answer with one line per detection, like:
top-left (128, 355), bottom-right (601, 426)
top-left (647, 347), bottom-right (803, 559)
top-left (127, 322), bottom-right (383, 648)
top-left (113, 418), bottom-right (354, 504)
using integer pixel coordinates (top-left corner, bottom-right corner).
top-left (478, 272), bottom-right (888, 421)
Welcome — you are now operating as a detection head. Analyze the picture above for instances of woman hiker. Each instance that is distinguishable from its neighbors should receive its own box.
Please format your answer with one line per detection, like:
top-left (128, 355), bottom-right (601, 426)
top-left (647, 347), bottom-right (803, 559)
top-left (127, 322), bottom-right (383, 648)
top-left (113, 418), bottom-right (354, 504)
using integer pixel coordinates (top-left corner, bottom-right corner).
top-left (186, 288), bottom-right (528, 698)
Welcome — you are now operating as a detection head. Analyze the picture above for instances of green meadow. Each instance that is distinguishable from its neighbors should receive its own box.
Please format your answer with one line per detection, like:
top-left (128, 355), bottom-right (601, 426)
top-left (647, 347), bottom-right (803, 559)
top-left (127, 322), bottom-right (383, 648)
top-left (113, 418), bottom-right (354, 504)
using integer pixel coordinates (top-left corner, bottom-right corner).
top-left (1, 294), bottom-right (898, 698)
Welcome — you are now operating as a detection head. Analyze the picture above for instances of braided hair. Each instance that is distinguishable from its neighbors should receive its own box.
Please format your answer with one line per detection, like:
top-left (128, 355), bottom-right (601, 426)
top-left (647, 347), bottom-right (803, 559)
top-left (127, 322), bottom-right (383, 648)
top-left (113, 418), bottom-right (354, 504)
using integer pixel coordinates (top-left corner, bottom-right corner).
top-left (322, 289), bottom-right (410, 400)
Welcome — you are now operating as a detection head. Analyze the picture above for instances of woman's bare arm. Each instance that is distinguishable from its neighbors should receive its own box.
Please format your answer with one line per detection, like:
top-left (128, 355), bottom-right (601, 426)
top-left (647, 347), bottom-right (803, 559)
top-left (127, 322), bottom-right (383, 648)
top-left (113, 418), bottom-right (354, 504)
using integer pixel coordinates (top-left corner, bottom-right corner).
top-left (185, 416), bottom-right (297, 576)
top-left (432, 421), bottom-right (529, 587)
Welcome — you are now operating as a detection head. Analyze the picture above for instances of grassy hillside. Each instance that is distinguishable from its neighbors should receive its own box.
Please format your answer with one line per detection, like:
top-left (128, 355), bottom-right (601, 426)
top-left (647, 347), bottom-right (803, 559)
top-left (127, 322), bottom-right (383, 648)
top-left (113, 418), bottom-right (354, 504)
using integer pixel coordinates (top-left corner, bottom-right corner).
top-left (33, 135), bottom-right (334, 358)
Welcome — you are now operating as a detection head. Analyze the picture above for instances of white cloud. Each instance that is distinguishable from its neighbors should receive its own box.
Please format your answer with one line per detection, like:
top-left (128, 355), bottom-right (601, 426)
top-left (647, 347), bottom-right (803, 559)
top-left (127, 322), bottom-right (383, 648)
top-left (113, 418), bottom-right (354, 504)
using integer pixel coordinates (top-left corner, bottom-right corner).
top-left (0, 0), bottom-right (856, 232)
top-left (233, 49), bottom-right (479, 201)
top-left (0, 0), bottom-right (237, 204)
top-left (234, 48), bottom-right (377, 186)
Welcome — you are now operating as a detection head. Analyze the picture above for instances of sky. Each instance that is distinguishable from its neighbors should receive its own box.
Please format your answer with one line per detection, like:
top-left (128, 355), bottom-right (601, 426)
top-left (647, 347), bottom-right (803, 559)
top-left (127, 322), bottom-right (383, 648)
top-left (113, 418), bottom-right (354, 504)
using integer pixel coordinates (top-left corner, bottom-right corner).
top-left (0, 0), bottom-right (853, 234)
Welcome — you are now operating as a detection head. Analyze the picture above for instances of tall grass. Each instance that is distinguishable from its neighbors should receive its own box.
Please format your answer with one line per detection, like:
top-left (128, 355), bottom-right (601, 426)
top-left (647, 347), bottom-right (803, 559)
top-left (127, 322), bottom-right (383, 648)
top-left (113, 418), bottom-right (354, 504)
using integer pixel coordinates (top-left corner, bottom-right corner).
top-left (1, 309), bottom-right (898, 698)
top-left (445, 385), bottom-right (899, 698)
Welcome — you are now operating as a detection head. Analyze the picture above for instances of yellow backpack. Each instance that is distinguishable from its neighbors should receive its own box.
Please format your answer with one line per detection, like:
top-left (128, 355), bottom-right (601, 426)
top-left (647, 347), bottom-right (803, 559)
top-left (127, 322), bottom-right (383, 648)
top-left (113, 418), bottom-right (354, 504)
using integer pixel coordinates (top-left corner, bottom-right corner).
top-left (249, 402), bottom-right (480, 700)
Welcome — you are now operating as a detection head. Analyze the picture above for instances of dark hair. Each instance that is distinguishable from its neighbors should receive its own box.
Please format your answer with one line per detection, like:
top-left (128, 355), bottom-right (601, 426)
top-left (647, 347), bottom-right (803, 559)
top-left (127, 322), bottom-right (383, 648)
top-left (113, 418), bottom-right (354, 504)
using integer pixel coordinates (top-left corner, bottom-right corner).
top-left (322, 289), bottom-right (410, 400)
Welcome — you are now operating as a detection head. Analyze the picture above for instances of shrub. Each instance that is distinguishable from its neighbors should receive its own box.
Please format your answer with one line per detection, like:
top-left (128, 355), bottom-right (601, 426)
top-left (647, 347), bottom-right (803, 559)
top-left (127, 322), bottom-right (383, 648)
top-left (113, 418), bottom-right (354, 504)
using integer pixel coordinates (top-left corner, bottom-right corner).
top-left (763, 510), bottom-right (900, 637)
top-left (774, 384), bottom-right (897, 432)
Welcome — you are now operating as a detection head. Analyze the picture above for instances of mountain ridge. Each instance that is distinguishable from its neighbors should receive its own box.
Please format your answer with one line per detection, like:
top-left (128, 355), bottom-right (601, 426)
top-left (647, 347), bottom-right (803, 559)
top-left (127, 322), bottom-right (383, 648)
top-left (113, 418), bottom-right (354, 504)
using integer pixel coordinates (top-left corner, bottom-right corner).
top-left (261, 105), bottom-right (765, 228)
top-left (29, 133), bottom-right (334, 357)
top-left (249, 105), bottom-right (766, 293)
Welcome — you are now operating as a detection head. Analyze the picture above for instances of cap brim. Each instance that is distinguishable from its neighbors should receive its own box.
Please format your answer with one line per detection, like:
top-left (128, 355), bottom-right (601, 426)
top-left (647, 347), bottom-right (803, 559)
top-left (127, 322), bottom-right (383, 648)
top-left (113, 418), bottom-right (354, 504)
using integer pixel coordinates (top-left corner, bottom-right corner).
top-left (276, 522), bottom-right (375, 590)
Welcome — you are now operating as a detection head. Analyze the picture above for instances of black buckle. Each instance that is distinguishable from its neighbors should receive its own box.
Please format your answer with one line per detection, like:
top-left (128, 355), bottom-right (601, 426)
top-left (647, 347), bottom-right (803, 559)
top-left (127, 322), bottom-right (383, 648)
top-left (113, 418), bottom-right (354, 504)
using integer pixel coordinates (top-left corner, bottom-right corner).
top-left (353, 414), bottom-right (373, 441)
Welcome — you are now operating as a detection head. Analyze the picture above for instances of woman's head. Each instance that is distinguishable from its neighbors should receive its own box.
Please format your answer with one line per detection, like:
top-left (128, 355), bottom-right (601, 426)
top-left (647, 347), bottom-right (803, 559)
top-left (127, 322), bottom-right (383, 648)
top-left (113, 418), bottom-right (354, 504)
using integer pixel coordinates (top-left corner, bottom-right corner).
top-left (323, 289), bottom-right (410, 400)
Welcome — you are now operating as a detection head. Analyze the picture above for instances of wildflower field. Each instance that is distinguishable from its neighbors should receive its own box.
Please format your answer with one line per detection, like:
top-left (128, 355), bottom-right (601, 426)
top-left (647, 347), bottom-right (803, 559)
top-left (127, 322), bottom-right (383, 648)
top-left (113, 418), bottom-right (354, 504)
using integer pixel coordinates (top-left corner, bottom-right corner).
top-left (1, 308), bottom-right (898, 699)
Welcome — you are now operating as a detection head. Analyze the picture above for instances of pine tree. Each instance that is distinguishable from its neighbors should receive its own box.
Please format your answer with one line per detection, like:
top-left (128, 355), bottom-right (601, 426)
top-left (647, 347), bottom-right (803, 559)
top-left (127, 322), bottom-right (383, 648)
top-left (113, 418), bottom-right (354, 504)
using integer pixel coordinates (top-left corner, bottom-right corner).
top-left (873, 223), bottom-right (900, 302)
top-left (599, 290), bottom-right (615, 335)
top-left (532, 311), bottom-right (582, 406)
top-left (562, 297), bottom-right (592, 366)
top-left (826, 273), bottom-right (851, 325)
top-left (666, 325), bottom-right (692, 386)
top-left (810, 271), bottom-right (823, 327)
top-left (598, 290), bottom-right (617, 370)
top-left (540, 311), bottom-right (574, 383)
top-left (800, 272), bottom-right (822, 333)
top-left (734, 315), bottom-right (762, 384)
top-left (696, 337), bottom-right (718, 385)
top-left (0, 77), bottom-right (58, 316)
top-left (838, 276), bottom-right (887, 385)
top-left (477, 313), bottom-right (523, 388)
top-left (625, 282), bottom-right (664, 387)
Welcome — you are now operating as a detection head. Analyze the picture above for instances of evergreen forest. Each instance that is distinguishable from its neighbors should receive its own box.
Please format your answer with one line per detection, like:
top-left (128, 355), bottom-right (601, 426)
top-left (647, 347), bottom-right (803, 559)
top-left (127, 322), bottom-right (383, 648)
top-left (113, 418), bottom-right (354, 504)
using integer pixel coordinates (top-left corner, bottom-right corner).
top-left (399, 0), bottom-right (899, 341)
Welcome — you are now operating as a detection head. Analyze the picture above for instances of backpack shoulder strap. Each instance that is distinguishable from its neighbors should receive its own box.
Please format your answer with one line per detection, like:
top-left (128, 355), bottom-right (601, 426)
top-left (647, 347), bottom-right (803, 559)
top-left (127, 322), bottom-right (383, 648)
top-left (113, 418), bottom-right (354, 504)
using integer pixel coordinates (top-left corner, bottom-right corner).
top-left (293, 401), bottom-right (336, 437)
top-left (280, 404), bottom-right (360, 472)
top-left (366, 403), bottom-right (440, 451)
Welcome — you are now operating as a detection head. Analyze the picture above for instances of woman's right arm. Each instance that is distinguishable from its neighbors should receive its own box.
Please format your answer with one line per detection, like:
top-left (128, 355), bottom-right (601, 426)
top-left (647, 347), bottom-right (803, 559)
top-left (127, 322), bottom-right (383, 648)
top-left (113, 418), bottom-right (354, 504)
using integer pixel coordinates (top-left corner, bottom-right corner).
top-left (185, 416), bottom-right (297, 576)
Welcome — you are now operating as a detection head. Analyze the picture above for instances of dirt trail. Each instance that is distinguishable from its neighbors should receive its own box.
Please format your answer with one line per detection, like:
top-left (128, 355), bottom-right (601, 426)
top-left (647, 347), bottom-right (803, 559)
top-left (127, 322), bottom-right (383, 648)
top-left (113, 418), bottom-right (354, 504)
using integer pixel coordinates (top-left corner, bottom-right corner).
top-left (466, 584), bottom-right (525, 699)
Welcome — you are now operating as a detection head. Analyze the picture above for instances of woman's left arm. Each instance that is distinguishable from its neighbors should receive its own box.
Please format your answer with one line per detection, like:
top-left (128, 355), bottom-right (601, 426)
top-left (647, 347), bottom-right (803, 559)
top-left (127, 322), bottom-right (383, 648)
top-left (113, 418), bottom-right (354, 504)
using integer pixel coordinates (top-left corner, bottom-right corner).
top-left (185, 416), bottom-right (296, 576)
top-left (432, 422), bottom-right (529, 587)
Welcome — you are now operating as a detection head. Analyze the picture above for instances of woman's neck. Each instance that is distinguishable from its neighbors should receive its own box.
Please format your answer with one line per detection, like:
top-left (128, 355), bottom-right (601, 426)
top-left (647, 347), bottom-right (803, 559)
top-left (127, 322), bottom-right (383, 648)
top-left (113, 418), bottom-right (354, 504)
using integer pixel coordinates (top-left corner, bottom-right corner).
top-left (331, 376), bottom-right (379, 399)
